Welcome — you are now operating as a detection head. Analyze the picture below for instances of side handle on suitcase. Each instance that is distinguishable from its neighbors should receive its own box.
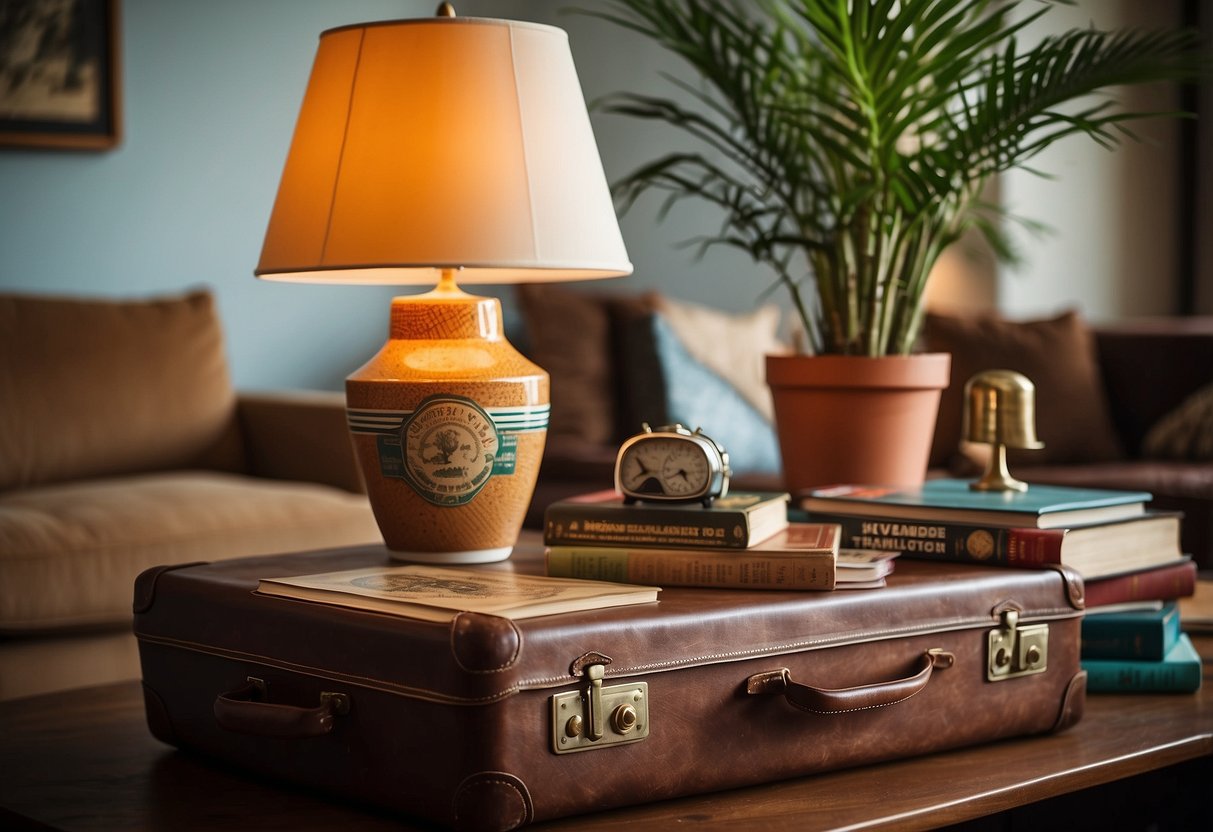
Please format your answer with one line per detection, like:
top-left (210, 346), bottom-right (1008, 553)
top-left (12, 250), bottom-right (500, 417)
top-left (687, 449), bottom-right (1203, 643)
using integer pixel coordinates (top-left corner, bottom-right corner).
top-left (214, 677), bottom-right (350, 738)
top-left (746, 649), bottom-right (954, 714)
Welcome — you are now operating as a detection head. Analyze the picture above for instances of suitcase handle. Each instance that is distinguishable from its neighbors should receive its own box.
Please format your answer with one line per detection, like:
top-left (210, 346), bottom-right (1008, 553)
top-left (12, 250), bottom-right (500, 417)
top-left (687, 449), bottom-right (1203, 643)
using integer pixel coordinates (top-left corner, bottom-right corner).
top-left (745, 648), bottom-right (954, 714)
top-left (214, 678), bottom-right (350, 738)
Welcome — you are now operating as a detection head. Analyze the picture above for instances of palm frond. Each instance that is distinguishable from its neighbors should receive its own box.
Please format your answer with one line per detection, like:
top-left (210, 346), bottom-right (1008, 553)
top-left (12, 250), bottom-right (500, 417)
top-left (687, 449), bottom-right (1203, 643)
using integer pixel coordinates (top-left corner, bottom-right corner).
top-left (588, 0), bottom-right (1202, 355)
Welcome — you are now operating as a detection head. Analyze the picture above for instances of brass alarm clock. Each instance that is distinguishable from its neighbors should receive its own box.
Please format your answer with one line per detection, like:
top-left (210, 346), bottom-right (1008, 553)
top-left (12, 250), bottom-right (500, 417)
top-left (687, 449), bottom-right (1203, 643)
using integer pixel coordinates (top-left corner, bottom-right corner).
top-left (614, 423), bottom-right (731, 506)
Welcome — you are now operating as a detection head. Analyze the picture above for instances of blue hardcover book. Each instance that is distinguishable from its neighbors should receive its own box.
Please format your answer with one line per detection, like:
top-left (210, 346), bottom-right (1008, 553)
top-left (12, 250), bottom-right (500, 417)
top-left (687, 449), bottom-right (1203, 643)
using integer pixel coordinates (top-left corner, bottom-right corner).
top-left (1082, 632), bottom-right (1203, 693)
top-left (800, 479), bottom-right (1151, 529)
top-left (1081, 601), bottom-right (1181, 661)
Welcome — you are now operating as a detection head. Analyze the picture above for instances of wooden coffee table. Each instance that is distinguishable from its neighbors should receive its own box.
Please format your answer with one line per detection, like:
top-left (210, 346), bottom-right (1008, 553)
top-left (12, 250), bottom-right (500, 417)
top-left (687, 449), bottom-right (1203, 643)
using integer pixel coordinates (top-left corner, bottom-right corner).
top-left (2, 626), bottom-right (1210, 830)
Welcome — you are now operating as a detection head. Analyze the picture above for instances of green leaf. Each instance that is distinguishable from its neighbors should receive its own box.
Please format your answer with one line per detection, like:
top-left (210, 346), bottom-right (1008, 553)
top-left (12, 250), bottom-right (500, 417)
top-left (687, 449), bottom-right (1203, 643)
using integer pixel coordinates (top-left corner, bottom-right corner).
top-left (588, 0), bottom-right (1202, 355)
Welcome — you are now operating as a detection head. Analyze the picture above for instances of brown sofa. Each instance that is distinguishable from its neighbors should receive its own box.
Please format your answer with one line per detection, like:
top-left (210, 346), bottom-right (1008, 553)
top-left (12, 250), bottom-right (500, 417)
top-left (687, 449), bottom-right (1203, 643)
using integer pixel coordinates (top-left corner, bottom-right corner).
top-left (0, 290), bottom-right (382, 701)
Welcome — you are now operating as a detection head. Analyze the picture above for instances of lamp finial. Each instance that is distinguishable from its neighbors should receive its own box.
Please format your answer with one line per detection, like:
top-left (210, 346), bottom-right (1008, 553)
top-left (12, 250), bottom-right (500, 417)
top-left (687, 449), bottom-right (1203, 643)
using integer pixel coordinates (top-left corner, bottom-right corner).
top-left (436, 2), bottom-right (456, 17)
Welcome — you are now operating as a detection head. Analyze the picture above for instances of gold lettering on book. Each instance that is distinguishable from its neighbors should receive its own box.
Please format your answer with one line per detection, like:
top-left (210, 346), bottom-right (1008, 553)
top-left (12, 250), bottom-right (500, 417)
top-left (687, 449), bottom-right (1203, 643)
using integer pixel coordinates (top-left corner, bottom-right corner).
top-left (578, 521), bottom-right (709, 538)
top-left (859, 521), bottom-right (946, 538)
top-left (847, 521), bottom-right (949, 553)
top-left (583, 521), bottom-right (628, 533)
top-left (846, 533), bottom-right (947, 553)
top-left (625, 524), bottom-right (703, 537)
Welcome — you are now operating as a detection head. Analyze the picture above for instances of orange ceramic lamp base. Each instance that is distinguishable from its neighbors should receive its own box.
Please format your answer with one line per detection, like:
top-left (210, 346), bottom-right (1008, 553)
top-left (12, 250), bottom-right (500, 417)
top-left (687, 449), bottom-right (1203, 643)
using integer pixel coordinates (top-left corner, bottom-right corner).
top-left (345, 272), bottom-right (549, 563)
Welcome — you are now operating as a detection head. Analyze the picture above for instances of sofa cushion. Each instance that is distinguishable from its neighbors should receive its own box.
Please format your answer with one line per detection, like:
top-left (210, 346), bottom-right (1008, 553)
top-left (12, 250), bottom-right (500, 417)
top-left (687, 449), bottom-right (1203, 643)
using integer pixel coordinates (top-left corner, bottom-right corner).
top-left (0, 290), bottom-right (245, 491)
top-left (1142, 382), bottom-right (1213, 461)
top-left (650, 315), bottom-right (781, 475)
top-left (612, 294), bottom-right (669, 437)
top-left (0, 471), bottom-right (383, 633)
top-left (516, 284), bottom-right (615, 445)
top-left (1094, 318), bottom-right (1213, 454)
top-left (516, 284), bottom-right (660, 445)
top-left (655, 296), bottom-right (787, 422)
top-left (924, 310), bottom-right (1123, 470)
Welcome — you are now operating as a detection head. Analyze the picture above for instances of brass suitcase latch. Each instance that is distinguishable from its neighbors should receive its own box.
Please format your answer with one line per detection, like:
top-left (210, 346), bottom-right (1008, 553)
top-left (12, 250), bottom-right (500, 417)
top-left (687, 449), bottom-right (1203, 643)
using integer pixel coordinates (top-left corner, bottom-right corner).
top-left (551, 652), bottom-right (649, 754)
top-left (988, 609), bottom-right (1049, 682)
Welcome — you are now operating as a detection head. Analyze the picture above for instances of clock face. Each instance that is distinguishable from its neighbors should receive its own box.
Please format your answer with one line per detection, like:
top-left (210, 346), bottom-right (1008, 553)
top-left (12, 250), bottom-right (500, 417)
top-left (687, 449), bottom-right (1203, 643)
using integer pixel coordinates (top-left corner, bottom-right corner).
top-left (618, 435), bottom-right (711, 499)
top-left (660, 441), bottom-right (710, 496)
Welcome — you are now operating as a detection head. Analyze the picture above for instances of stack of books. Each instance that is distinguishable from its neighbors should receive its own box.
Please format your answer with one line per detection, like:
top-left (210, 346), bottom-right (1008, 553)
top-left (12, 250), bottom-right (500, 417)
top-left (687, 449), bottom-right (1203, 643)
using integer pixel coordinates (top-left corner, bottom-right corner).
top-left (798, 479), bottom-right (1201, 691)
top-left (543, 490), bottom-right (895, 590)
top-left (1079, 601), bottom-right (1202, 693)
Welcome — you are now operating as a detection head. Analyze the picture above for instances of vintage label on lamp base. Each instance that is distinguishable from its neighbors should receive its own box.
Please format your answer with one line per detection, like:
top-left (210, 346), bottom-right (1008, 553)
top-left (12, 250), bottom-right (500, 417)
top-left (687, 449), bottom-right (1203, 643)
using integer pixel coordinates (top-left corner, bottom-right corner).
top-left (345, 293), bottom-right (549, 564)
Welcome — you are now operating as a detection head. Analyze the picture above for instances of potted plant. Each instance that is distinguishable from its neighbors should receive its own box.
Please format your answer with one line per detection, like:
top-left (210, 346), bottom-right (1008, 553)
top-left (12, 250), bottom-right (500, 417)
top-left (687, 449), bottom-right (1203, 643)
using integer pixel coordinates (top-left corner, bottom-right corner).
top-left (590, 0), bottom-right (1200, 490)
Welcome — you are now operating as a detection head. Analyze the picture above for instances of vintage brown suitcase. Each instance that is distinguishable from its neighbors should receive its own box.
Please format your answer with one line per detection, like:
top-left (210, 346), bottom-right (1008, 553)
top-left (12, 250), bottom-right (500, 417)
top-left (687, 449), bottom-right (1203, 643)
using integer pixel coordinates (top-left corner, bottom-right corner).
top-left (134, 539), bottom-right (1086, 831)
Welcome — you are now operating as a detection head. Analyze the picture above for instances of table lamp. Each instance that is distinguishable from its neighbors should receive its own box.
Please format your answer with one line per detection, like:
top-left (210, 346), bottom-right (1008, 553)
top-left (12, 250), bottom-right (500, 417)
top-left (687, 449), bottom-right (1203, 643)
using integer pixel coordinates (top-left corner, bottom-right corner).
top-left (255, 5), bottom-right (631, 563)
top-left (962, 370), bottom-right (1044, 493)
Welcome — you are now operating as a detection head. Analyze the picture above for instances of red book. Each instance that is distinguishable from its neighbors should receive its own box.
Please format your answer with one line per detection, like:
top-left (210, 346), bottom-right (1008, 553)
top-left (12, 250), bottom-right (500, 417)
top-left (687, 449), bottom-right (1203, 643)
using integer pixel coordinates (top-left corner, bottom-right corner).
top-left (801, 509), bottom-right (1182, 580)
top-left (1084, 558), bottom-right (1198, 609)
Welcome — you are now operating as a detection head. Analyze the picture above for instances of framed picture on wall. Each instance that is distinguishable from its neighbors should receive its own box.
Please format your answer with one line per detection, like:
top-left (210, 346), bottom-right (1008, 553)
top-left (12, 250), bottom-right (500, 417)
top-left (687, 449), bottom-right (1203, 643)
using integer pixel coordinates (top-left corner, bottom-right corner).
top-left (0, 0), bottom-right (121, 150)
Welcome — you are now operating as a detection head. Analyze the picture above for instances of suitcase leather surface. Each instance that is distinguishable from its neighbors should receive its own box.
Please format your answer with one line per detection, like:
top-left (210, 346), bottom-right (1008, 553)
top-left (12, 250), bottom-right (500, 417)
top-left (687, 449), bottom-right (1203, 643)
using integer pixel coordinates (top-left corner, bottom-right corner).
top-left (134, 540), bottom-right (1086, 831)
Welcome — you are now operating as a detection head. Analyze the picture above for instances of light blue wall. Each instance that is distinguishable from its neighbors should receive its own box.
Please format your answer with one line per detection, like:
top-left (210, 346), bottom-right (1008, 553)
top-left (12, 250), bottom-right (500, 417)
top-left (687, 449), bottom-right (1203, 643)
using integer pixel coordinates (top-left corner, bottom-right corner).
top-left (0, 0), bottom-right (762, 391)
top-left (0, 0), bottom-right (416, 390)
top-left (0, 1), bottom-right (1184, 390)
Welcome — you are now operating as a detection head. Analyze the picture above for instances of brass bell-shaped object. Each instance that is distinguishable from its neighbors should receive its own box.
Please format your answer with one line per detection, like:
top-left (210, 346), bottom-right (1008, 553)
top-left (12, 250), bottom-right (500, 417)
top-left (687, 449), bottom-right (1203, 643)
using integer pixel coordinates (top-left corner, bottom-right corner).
top-left (963, 370), bottom-right (1044, 492)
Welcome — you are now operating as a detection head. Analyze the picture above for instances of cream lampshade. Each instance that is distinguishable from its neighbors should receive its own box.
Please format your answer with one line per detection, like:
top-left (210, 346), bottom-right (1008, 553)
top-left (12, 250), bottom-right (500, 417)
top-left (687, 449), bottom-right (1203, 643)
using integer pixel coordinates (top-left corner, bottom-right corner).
top-left (256, 6), bottom-right (631, 563)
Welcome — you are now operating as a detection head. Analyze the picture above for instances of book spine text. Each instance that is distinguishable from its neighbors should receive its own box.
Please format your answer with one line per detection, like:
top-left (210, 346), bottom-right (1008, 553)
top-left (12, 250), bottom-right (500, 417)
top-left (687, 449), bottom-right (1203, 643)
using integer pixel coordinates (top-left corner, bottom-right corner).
top-left (803, 512), bottom-right (1063, 566)
top-left (546, 548), bottom-right (834, 590)
top-left (544, 509), bottom-right (753, 549)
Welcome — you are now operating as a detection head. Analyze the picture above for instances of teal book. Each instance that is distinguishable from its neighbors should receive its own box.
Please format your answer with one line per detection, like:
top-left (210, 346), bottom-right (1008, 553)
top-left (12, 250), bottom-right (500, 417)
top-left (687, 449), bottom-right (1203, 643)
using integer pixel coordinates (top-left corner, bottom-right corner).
top-left (1083, 632), bottom-right (1203, 693)
top-left (799, 479), bottom-right (1151, 529)
top-left (1081, 601), bottom-right (1181, 661)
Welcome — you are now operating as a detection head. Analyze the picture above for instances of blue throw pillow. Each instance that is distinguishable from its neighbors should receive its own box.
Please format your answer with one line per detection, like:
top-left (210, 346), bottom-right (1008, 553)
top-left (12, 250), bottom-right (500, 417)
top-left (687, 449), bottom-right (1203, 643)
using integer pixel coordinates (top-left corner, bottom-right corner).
top-left (650, 315), bottom-right (782, 476)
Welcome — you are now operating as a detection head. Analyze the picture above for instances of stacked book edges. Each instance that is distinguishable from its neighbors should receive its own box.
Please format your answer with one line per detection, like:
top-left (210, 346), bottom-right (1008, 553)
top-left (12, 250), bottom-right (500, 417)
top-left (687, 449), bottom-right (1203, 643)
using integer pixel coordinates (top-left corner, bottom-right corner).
top-left (797, 479), bottom-right (1186, 580)
top-left (1080, 601), bottom-right (1202, 693)
top-left (795, 479), bottom-right (1203, 694)
top-left (798, 479), bottom-right (1194, 585)
top-left (543, 490), bottom-right (891, 591)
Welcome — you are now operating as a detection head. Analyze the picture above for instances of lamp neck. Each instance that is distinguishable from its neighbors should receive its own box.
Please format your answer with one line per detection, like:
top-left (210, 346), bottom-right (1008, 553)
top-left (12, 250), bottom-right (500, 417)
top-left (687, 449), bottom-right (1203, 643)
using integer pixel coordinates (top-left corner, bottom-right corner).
top-left (390, 272), bottom-right (502, 341)
top-left (411, 268), bottom-right (472, 301)
top-left (433, 268), bottom-right (463, 296)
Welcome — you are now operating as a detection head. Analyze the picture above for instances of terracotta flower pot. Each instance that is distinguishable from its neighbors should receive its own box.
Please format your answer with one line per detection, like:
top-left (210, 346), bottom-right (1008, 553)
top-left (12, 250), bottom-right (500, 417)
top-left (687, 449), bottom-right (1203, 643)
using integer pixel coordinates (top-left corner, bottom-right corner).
top-left (765, 353), bottom-right (951, 493)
